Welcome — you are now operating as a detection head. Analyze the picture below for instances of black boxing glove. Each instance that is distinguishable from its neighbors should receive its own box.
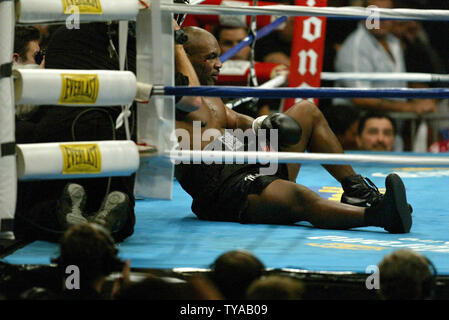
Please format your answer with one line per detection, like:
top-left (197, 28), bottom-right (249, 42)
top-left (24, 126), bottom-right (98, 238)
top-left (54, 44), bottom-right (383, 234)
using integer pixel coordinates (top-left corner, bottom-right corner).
top-left (252, 113), bottom-right (302, 148)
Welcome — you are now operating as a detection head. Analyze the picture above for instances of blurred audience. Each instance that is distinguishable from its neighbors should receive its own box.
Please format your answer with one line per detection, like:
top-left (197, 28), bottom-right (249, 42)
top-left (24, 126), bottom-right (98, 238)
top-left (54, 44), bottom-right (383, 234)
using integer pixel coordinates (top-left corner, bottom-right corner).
top-left (394, 0), bottom-right (449, 74)
top-left (19, 286), bottom-right (58, 300)
top-left (356, 111), bottom-right (396, 151)
top-left (391, 18), bottom-right (446, 81)
top-left (333, 0), bottom-right (438, 151)
top-left (391, 1), bottom-right (446, 151)
top-left (209, 249), bottom-right (265, 300)
top-left (212, 23), bottom-right (281, 118)
top-left (254, 16), bottom-right (294, 67)
top-left (0, 245), bottom-right (445, 300)
top-left (378, 249), bottom-right (436, 300)
top-left (32, 24), bottom-right (60, 51)
top-left (246, 275), bottom-right (305, 300)
top-left (114, 275), bottom-right (189, 300)
top-left (322, 104), bottom-right (361, 150)
top-left (52, 223), bottom-right (128, 300)
top-left (214, 24), bottom-right (251, 61)
top-left (114, 275), bottom-right (223, 300)
top-left (323, 0), bottom-right (359, 73)
top-left (13, 26), bottom-right (44, 68)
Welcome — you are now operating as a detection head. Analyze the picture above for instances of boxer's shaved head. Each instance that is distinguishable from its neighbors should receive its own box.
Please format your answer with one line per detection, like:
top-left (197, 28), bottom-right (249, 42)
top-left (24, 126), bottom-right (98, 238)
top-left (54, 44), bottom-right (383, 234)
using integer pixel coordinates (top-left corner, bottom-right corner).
top-left (182, 26), bottom-right (222, 85)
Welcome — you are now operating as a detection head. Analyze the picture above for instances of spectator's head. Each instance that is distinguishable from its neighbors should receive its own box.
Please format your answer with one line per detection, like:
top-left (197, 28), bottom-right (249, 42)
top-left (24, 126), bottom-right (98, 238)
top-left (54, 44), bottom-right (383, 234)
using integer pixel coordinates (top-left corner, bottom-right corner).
top-left (378, 249), bottom-right (436, 300)
top-left (246, 275), bottom-right (305, 300)
top-left (115, 275), bottom-right (192, 300)
top-left (279, 16), bottom-right (295, 44)
top-left (209, 249), bottom-right (265, 300)
top-left (365, 0), bottom-right (393, 7)
top-left (13, 26), bottom-right (43, 66)
top-left (19, 287), bottom-right (57, 300)
top-left (390, 1), bottom-right (422, 42)
top-left (183, 26), bottom-right (223, 85)
top-left (52, 223), bottom-right (124, 293)
top-left (32, 24), bottom-right (52, 48)
top-left (115, 275), bottom-right (223, 300)
top-left (356, 111), bottom-right (395, 151)
top-left (391, 21), bottom-right (422, 45)
top-left (365, 0), bottom-right (394, 39)
top-left (215, 25), bottom-right (250, 61)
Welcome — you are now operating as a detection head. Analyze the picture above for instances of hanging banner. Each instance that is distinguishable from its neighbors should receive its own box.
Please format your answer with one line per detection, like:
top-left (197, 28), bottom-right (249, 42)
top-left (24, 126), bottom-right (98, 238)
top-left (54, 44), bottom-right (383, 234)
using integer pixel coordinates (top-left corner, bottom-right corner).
top-left (283, 0), bottom-right (327, 111)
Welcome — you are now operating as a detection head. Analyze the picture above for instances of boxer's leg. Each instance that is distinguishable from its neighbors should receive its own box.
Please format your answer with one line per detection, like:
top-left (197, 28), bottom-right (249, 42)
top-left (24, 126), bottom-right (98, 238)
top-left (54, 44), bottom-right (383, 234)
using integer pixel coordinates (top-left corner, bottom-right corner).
top-left (245, 174), bottom-right (411, 233)
top-left (281, 101), bottom-right (386, 208)
top-left (282, 101), bottom-right (356, 182)
top-left (246, 179), bottom-right (366, 229)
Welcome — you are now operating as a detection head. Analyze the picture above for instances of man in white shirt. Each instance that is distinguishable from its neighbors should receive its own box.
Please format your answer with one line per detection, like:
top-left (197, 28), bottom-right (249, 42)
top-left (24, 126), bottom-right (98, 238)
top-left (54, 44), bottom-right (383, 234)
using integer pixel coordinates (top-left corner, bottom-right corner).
top-left (334, 0), bottom-right (437, 150)
top-left (335, 0), bottom-right (437, 115)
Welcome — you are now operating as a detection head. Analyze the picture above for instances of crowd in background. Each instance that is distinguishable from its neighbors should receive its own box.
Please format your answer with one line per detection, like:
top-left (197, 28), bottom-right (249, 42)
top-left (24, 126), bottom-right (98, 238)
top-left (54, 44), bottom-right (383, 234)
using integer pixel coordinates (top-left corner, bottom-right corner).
top-left (194, 0), bottom-right (449, 153)
top-left (0, 223), bottom-right (439, 300)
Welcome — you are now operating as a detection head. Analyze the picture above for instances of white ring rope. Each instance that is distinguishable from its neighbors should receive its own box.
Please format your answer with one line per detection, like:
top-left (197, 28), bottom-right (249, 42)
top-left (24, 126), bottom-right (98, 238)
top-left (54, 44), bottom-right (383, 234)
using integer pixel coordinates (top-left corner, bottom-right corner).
top-left (16, 0), bottom-right (139, 24)
top-left (321, 72), bottom-right (449, 83)
top-left (226, 73), bottom-right (287, 109)
top-left (161, 4), bottom-right (449, 21)
top-left (166, 150), bottom-right (449, 167)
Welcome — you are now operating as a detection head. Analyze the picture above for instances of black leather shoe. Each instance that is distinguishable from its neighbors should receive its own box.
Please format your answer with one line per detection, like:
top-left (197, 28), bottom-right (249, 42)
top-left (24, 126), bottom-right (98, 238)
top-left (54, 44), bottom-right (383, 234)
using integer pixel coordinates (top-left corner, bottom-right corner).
top-left (341, 175), bottom-right (383, 207)
top-left (365, 173), bottom-right (412, 234)
top-left (341, 174), bottom-right (413, 213)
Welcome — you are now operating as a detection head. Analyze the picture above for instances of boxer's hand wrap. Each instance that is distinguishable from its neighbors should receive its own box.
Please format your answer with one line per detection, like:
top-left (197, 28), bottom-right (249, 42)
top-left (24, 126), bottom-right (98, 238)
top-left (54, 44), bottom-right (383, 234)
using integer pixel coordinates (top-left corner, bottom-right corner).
top-left (252, 113), bottom-right (302, 148)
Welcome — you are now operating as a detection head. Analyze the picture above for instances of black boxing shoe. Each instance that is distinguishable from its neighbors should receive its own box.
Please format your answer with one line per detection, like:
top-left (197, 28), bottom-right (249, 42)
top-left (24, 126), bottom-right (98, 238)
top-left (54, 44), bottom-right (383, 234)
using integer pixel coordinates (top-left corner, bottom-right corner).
top-left (57, 183), bottom-right (88, 229)
top-left (341, 174), bottom-right (413, 213)
top-left (341, 175), bottom-right (383, 207)
top-left (364, 173), bottom-right (412, 234)
top-left (89, 191), bottom-right (130, 233)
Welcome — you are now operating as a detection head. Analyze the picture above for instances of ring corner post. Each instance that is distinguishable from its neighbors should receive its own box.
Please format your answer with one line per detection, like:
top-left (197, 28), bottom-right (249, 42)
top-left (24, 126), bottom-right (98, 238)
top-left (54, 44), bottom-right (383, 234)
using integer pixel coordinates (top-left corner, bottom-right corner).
top-left (134, 0), bottom-right (176, 200)
top-left (0, 0), bottom-right (17, 239)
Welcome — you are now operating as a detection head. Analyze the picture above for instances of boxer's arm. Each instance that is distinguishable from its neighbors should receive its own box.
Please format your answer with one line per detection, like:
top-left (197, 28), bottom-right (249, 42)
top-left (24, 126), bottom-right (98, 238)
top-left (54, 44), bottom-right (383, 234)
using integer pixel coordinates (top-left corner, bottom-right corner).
top-left (174, 22), bottom-right (202, 113)
top-left (226, 105), bottom-right (302, 148)
top-left (225, 105), bottom-right (254, 131)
